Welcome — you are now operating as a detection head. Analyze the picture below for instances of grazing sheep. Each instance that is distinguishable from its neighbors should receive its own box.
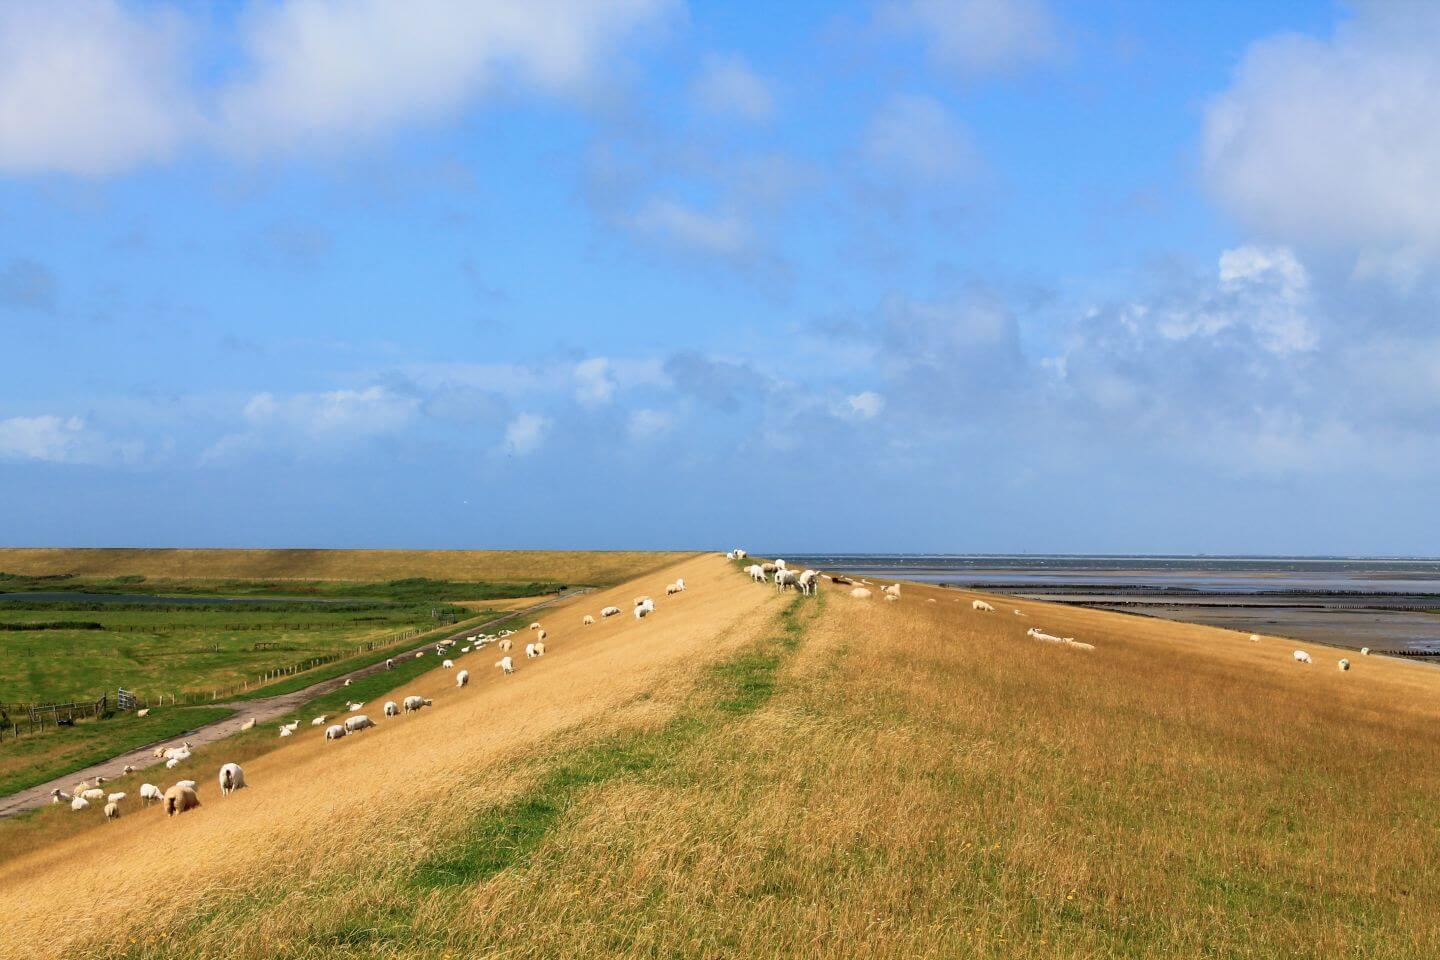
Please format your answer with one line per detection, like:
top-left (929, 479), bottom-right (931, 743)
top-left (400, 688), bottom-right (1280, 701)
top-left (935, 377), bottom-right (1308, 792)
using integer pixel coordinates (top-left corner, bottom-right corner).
top-left (1293, 650), bottom-right (1312, 664)
top-left (104, 802), bottom-right (120, 822)
top-left (240, 717), bottom-right (256, 732)
top-left (972, 600), bottom-right (995, 612)
top-left (107, 792), bottom-right (127, 804)
top-left (456, 669), bottom-right (469, 688)
top-left (530, 622), bottom-right (542, 631)
top-left (219, 763), bottom-right (246, 796)
top-left (343, 679), bottom-right (353, 687)
top-left (850, 587), bottom-right (873, 599)
top-left (538, 629), bottom-right (547, 642)
top-left (386, 658), bottom-right (395, 669)
top-left (443, 659), bottom-right (454, 669)
top-left (775, 569), bottom-right (800, 592)
top-left (583, 615), bottom-right (595, 626)
top-left (760, 562), bottom-right (777, 574)
top-left (70, 795), bottom-right (89, 811)
top-left (346, 701), bottom-right (364, 712)
top-left (136, 708), bottom-right (150, 718)
top-left (403, 695), bottom-right (428, 714)
top-left (534, 640), bottom-right (546, 656)
top-left (667, 583), bottom-right (680, 595)
top-left (496, 656), bottom-right (515, 675)
top-left (601, 605), bottom-right (622, 618)
top-left (498, 638), bottom-right (513, 652)
top-left (746, 564), bottom-right (767, 583)
top-left (675, 578), bottom-right (685, 591)
top-left (311, 716), bottom-right (327, 726)
top-left (50, 789), bottom-right (71, 804)
top-left (140, 783), bottom-right (162, 805)
top-left (1250, 634), bottom-right (1261, 642)
top-left (634, 604), bottom-right (652, 620)
top-left (325, 724), bottom-right (347, 741)
top-left (1339, 659), bottom-right (1351, 671)
top-left (163, 784), bottom-right (200, 817)
top-left (344, 715), bottom-right (375, 733)
top-left (1361, 647), bottom-right (1371, 655)
top-left (384, 700), bottom-right (399, 718)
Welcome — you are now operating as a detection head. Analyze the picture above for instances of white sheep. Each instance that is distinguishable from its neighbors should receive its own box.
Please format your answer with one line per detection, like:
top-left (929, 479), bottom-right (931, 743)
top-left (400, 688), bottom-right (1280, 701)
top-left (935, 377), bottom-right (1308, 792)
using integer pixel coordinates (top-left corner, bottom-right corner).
top-left (1249, 634), bottom-right (1261, 642)
top-left (798, 570), bottom-right (819, 596)
top-left (1293, 650), bottom-right (1312, 664)
top-left (746, 564), bottom-right (767, 583)
top-left (165, 757), bottom-right (183, 770)
top-left (136, 708), bottom-right (150, 717)
top-left (107, 792), bottom-right (127, 804)
top-left (461, 646), bottom-right (471, 653)
top-left (279, 726), bottom-right (293, 737)
top-left (850, 587), bottom-right (872, 599)
top-left (456, 669), bottom-right (470, 688)
top-left (537, 629), bottom-right (547, 642)
top-left (583, 615), bottom-right (595, 626)
top-left (311, 716), bottom-right (327, 726)
top-left (140, 783), bottom-right (162, 805)
top-left (175, 779), bottom-right (197, 791)
top-left (50, 789), bottom-right (71, 804)
top-left (760, 562), bottom-right (777, 574)
top-left (163, 784), bottom-right (200, 817)
top-left (634, 604), bottom-right (651, 620)
top-left (384, 700), bottom-right (399, 718)
top-left (385, 658), bottom-right (395, 669)
top-left (283, 721), bottom-right (300, 733)
top-left (1361, 647), bottom-right (1371, 655)
top-left (346, 701), bottom-right (364, 712)
top-left (1339, 659), bottom-right (1351, 671)
top-left (775, 559), bottom-right (787, 570)
top-left (972, 600), bottom-right (995, 612)
top-left (667, 583), bottom-right (680, 595)
top-left (104, 802), bottom-right (120, 822)
top-left (884, 593), bottom-right (899, 602)
top-left (123, 764), bottom-right (135, 774)
top-left (529, 622), bottom-right (542, 631)
top-left (343, 678), bottom-right (353, 687)
top-left (534, 640), bottom-right (546, 656)
top-left (70, 795), bottom-right (89, 811)
top-left (883, 583), bottom-right (901, 598)
top-left (344, 715), bottom-right (375, 733)
top-left (240, 717), bottom-right (256, 732)
top-left (325, 724), bottom-right (347, 741)
top-left (219, 763), bottom-right (246, 796)
top-left (675, 578), bottom-right (686, 591)
top-left (734, 549), bottom-right (747, 559)
top-left (496, 656), bottom-right (514, 675)
top-left (443, 659), bottom-right (454, 669)
top-left (775, 569), bottom-right (800, 592)
top-left (415, 651), bottom-right (424, 658)
top-left (601, 605), bottom-right (622, 618)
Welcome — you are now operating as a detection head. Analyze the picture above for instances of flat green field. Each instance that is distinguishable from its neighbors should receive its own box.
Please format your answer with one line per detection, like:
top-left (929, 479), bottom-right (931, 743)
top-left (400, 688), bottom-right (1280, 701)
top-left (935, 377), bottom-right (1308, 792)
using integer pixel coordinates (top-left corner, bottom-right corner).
top-left (0, 600), bottom-right (452, 704)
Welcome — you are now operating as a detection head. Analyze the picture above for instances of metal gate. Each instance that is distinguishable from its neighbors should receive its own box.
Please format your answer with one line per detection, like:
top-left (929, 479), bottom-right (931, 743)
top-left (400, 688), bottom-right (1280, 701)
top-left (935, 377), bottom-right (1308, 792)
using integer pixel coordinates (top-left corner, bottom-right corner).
top-left (117, 688), bottom-right (136, 711)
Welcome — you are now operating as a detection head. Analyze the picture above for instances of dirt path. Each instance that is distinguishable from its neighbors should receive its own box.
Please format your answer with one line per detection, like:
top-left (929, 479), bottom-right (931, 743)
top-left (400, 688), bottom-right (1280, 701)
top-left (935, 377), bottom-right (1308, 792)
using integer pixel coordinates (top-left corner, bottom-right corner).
top-left (0, 590), bottom-right (587, 819)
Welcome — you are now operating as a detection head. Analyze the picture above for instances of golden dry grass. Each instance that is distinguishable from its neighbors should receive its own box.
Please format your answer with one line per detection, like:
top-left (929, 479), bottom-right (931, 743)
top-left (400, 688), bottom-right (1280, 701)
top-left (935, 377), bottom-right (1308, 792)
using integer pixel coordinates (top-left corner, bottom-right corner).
top-left (0, 548), bottom-right (695, 586)
top-left (3, 564), bottom-right (1439, 959)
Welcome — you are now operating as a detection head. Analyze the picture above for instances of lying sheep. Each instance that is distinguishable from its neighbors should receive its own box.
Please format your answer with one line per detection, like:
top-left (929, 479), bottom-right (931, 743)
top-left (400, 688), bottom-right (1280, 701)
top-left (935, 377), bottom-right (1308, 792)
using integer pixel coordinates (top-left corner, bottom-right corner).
top-left (830, 575), bottom-right (852, 585)
top-left (384, 700), bottom-right (399, 718)
top-left (884, 593), bottom-right (899, 602)
top-left (601, 605), bottom-right (622, 618)
top-left (883, 583), bottom-right (901, 598)
top-left (1339, 659), bottom-right (1351, 672)
top-left (163, 784), bottom-right (200, 817)
top-left (496, 656), bottom-right (514, 675)
top-left (325, 724), bottom-right (347, 741)
top-left (50, 789), bottom-right (71, 804)
top-left (1293, 650), bottom-right (1312, 664)
top-left (140, 783), bottom-right (163, 805)
top-left (530, 622), bottom-right (542, 631)
top-left (346, 701), bottom-right (364, 712)
top-left (136, 708), bottom-right (150, 718)
top-left (456, 669), bottom-right (469, 688)
top-left (972, 600), bottom-right (995, 613)
top-left (311, 716), bottom-right (327, 726)
top-left (165, 757), bottom-right (183, 769)
top-left (70, 795), bottom-right (89, 811)
top-left (1249, 634), bottom-right (1261, 642)
top-left (760, 562), bottom-right (777, 574)
top-left (850, 587), bottom-right (872, 599)
top-left (676, 578), bottom-right (686, 591)
top-left (1361, 647), bottom-right (1371, 655)
top-left (461, 646), bottom-right (471, 653)
top-left (123, 764), bottom-right (135, 774)
top-left (279, 726), bottom-right (293, 737)
top-left (219, 763), bottom-right (246, 796)
top-left (107, 792), bottom-right (127, 804)
top-left (344, 715), bottom-right (375, 733)
top-left (240, 717), bottom-right (256, 732)
top-left (634, 604), bottom-right (651, 620)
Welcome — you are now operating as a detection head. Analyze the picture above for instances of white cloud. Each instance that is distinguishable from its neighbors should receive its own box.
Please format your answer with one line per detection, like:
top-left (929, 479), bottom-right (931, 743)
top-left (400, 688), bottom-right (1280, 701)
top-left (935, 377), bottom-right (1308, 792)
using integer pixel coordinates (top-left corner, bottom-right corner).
top-left (242, 386), bottom-right (419, 436)
top-left (0, 0), bottom-right (191, 176)
top-left (221, 0), bottom-right (675, 151)
top-left (627, 407), bottom-right (675, 440)
top-left (1203, 7), bottom-right (1440, 271)
top-left (842, 391), bottom-right (886, 420)
top-left (503, 411), bottom-right (550, 456)
top-left (691, 54), bottom-right (773, 120)
top-left (864, 94), bottom-right (979, 182)
top-left (573, 357), bottom-right (616, 406)
top-left (882, 0), bottom-right (1062, 78)
top-left (627, 198), bottom-right (751, 258)
top-left (0, 414), bottom-right (141, 464)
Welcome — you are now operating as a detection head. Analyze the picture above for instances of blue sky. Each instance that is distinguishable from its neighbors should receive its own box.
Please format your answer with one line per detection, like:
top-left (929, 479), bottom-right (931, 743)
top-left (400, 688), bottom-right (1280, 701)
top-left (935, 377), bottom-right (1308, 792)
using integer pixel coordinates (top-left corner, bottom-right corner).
top-left (2, 0), bottom-right (1439, 555)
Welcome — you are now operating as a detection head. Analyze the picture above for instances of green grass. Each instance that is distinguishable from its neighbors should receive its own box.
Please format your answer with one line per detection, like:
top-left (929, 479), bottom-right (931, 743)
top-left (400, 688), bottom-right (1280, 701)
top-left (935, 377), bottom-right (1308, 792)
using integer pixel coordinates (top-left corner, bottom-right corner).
top-left (0, 706), bottom-right (231, 796)
top-left (0, 602), bottom-right (459, 704)
top-left (0, 573), bottom-right (565, 603)
top-left (409, 592), bottom-right (813, 891)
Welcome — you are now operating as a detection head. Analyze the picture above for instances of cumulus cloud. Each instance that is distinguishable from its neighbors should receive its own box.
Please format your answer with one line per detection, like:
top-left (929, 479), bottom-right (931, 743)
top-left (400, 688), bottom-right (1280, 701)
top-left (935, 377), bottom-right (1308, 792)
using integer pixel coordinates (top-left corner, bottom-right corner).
top-left (691, 53), bottom-right (773, 120)
top-left (503, 411), bottom-right (550, 456)
top-left (841, 391), bottom-right (886, 420)
top-left (881, 0), bottom-right (1062, 78)
top-left (220, 0), bottom-right (674, 151)
top-left (573, 357), bottom-right (617, 406)
top-left (863, 94), bottom-right (979, 183)
top-left (203, 386), bottom-right (419, 461)
top-left (627, 407), bottom-right (676, 440)
top-left (627, 198), bottom-right (751, 258)
top-left (1204, 6), bottom-right (1440, 273)
top-left (0, 0), bottom-right (191, 176)
top-left (0, 414), bottom-right (141, 464)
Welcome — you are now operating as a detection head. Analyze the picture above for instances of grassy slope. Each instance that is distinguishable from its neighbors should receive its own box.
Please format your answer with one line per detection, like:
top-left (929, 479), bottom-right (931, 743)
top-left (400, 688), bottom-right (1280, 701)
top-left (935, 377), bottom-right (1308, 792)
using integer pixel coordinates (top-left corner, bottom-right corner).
top-left (4, 559), bottom-right (1440, 958)
top-left (0, 548), bottom-right (695, 586)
